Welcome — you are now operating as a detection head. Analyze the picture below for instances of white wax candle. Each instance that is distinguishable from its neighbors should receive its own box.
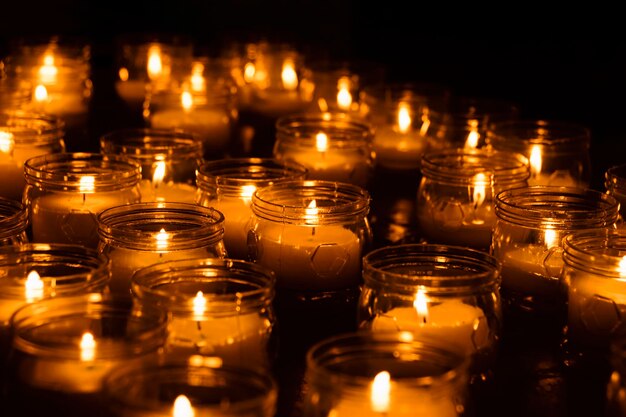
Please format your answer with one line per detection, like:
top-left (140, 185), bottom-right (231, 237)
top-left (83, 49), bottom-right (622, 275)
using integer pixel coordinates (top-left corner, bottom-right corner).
top-left (150, 108), bottom-right (231, 154)
top-left (373, 126), bottom-right (428, 171)
top-left (208, 197), bottom-right (254, 260)
top-left (371, 300), bottom-right (489, 354)
top-left (138, 179), bottom-right (197, 204)
top-left (254, 222), bottom-right (361, 291)
top-left (278, 150), bottom-right (370, 188)
top-left (529, 170), bottom-right (581, 188)
top-left (500, 244), bottom-right (564, 297)
top-left (31, 190), bottom-right (139, 248)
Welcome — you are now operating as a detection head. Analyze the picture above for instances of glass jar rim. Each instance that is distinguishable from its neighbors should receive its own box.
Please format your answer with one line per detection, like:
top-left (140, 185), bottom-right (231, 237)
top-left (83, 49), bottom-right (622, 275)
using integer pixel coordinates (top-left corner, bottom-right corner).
top-left (0, 110), bottom-right (65, 145)
top-left (563, 229), bottom-right (626, 278)
top-left (24, 153), bottom-right (141, 192)
top-left (100, 128), bottom-right (203, 160)
top-left (495, 186), bottom-right (619, 229)
top-left (606, 163), bottom-right (626, 192)
top-left (10, 294), bottom-right (167, 359)
top-left (0, 197), bottom-right (28, 239)
top-left (363, 243), bottom-right (500, 294)
top-left (487, 119), bottom-right (591, 148)
top-left (420, 148), bottom-right (529, 186)
top-left (275, 112), bottom-right (374, 148)
top-left (251, 180), bottom-right (370, 225)
top-left (98, 202), bottom-right (224, 250)
top-left (131, 258), bottom-right (275, 314)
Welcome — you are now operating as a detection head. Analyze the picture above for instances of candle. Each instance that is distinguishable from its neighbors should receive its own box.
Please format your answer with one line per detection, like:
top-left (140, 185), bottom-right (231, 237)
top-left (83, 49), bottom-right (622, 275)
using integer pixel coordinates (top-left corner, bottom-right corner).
top-left (208, 189), bottom-right (256, 258)
top-left (0, 197), bottom-right (28, 246)
top-left (527, 144), bottom-right (581, 187)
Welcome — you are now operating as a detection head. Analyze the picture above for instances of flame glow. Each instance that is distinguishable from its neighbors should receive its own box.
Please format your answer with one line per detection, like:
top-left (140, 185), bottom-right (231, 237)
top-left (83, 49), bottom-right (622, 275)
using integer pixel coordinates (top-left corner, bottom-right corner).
top-left (190, 62), bottom-right (205, 92)
top-left (544, 227), bottom-right (558, 249)
top-left (243, 62), bottom-right (256, 83)
top-left (39, 53), bottom-right (58, 84)
top-left (315, 132), bottom-right (328, 153)
top-left (619, 256), bottom-right (626, 278)
top-left (336, 77), bottom-right (353, 110)
top-left (25, 270), bottom-right (44, 302)
top-left (397, 103), bottom-right (412, 134)
top-left (464, 120), bottom-right (480, 149)
top-left (173, 395), bottom-right (195, 417)
top-left (118, 67), bottom-right (129, 82)
top-left (0, 131), bottom-right (15, 154)
top-left (34, 84), bottom-right (48, 102)
top-left (79, 176), bottom-right (95, 193)
top-left (80, 332), bottom-right (96, 362)
top-left (155, 228), bottom-right (170, 250)
top-left (181, 91), bottom-right (193, 111)
top-left (193, 291), bottom-right (207, 317)
top-left (472, 173), bottom-right (487, 209)
top-left (147, 45), bottom-right (163, 81)
top-left (370, 371), bottom-right (391, 413)
top-left (530, 145), bottom-right (542, 176)
top-left (305, 200), bottom-right (318, 225)
top-left (241, 184), bottom-right (257, 204)
top-left (152, 161), bottom-right (166, 187)
top-left (281, 59), bottom-right (298, 90)
top-left (413, 288), bottom-right (429, 323)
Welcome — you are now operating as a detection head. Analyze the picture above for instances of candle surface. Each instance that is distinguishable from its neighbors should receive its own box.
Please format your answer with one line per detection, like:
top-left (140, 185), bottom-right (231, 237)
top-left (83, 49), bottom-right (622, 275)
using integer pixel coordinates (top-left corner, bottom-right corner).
top-left (373, 125), bottom-right (428, 171)
top-left (500, 244), bottom-right (563, 297)
top-left (209, 197), bottom-right (254, 260)
top-left (138, 179), bottom-right (197, 204)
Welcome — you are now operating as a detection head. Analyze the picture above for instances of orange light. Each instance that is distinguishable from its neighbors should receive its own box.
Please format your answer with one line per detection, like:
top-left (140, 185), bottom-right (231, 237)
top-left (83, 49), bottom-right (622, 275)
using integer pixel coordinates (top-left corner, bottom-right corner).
top-left (281, 59), bottom-right (298, 90)
top-left (0, 131), bottom-right (15, 154)
top-left (173, 395), bottom-right (195, 417)
top-left (147, 45), bottom-right (163, 81)
top-left (370, 371), bottom-right (391, 413)
top-left (315, 132), bottom-right (328, 153)
top-left (80, 332), bottom-right (96, 362)
top-left (25, 270), bottom-right (44, 302)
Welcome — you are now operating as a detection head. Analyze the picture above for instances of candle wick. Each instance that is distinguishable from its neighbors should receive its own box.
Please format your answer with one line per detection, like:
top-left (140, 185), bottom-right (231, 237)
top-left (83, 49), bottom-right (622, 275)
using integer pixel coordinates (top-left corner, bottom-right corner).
top-left (196, 320), bottom-right (202, 331)
top-left (312, 227), bottom-right (316, 236)
top-left (82, 193), bottom-right (86, 204)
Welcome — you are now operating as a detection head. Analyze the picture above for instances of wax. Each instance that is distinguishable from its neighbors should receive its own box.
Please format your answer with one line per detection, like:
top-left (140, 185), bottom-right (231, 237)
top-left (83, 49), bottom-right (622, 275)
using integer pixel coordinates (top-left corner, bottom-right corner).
top-left (249, 89), bottom-right (308, 118)
top-left (253, 222), bottom-right (361, 291)
top-left (500, 244), bottom-right (563, 297)
top-left (138, 179), bottom-right (197, 204)
top-left (277, 150), bottom-right (370, 188)
top-left (208, 197), bottom-right (254, 260)
top-left (373, 126), bottom-right (428, 171)
top-left (529, 170), bottom-right (581, 188)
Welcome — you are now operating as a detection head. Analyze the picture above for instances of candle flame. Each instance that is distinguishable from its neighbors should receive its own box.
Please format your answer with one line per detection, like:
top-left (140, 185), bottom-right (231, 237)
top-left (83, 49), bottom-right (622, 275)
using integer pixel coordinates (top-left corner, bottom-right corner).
top-left (317, 97), bottom-right (329, 112)
top-left (305, 199), bottom-right (318, 225)
top-left (25, 270), bottom-right (44, 302)
top-left (243, 62), bottom-right (256, 83)
top-left (118, 67), bottom-right (129, 82)
top-left (619, 257), bottom-right (626, 278)
top-left (0, 131), bottom-right (15, 154)
top-left (281, 59), bottom-right (298, 90)
top-left (190, 62), bottom-right (205, 92)
top-left (193, 291), bottom-right (207, 317)
top-left (43, 53), bottom-right (55, 67)
top-left (315, 132), bottom-right (329, 153)
top-left (530, 145), bottom-right (542, 176)
top-left (472, 173), bottom-right (487, 209)
top-left (34, 84), bottom-right (48, 102)
top-left (39, 52), bottom-right (58, 84)
top-left (419, 113), bottom-right (431, 136)
top-left (370, 371), bottom-right (391, 413)
top-left (79, 176), bottom-right (95, 193)
top-left (544, 227), bottom-right (558, 249)
top-left (241, 184), bottom-right (257, 203)
top-left (155, 228), bottom-right (170, 250)
top-left (397, 103), bottom-right (412, 134)
top-left (152, 160), bottom-right (166, 187)
top-left (336, 76), bottom-right (353, 110)
top-left (464, 119), bottom-right (480, 149)
top-left (413, 288), bottom-right (428, 323)
top-left (80, 332), bottom-right (96, 362)
top-left (173, 395), bottom-right (195, 417)
top-left (181, 91), bottom-right (193, 111)
top-left (147, 45), bottom-right (163, 81)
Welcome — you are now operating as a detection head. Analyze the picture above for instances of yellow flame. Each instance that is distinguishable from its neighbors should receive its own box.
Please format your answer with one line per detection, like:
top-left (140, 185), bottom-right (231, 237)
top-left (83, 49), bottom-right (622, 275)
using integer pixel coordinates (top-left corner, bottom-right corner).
top-left (305, 200), bottom-right (318, 225)
top-left (34, 84), bottom-right (48, 102)
top-left (243, 62), bottom-right (256, 83)
top-left (190, 62), bottom-right (205, 92)
top-left (39, 52), bottom-right (58, 84)
top-left (530, 145), bottom-right (542, 176)
top-left (181, 91), bottom-right (193, 111)
top-left (317, 97), bottom-right (329, 112)
top-left (281, 59), bottom-right (298, 90)
top-left (118, 67), bottom-right (129, 82)
top-left (472, 173), bottom-right (487, 209)
top-left (43, 53), bottom-right (55, 66)
top-left (152, 161), bottom-right (166, 187)
top-left (241, 184), bottom-right (257, 204)
top-left (80, 332), bottom-right (96, 362)
top-left (419, 113), bottom-right (431, 136)
top-left (25, 270), bottom-right (44, 302)
top-left (193, 291), bottom-right (207, 317)
top-left (336, 76), bottom-right (353, 111)
top-left (173, 395), bottom-right (195, 417)
top-left (619, 257), bottom-right (626, 278)
top-left (315, 132), bottom-right (328, 153)
top-left (413, 288), bottom-right (429, 323)
top-left (0, 131), bottom-right (15, 154)
top-left (464, 119), bottom-right (480, 149)
top-left (370, 371), bottom-right (391, 413)
top-left (544, 227), bottom-right (558, 249)
top-left (147, 45), bottom-right (163, 81)
top-left (79, 176), bottom-right (95, 193)
top-left (155, 228), bottom-right (170, 250)
top-left (397, 103), bottom-right (412, 134)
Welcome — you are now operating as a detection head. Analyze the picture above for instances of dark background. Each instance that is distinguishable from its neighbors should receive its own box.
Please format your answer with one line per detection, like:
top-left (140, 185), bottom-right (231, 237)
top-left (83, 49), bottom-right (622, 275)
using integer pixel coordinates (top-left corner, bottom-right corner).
top-left (1, 1), bottom-right (625, 190)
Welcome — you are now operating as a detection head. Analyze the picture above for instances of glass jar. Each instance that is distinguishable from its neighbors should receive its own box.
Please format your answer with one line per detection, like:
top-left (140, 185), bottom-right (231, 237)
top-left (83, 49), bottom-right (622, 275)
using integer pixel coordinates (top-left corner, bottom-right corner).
top-left (97, 202), bottom-right (226, 295)
top-left (359, 244), bottom-right (501, 382)
top-left (417, 148), bottom-right (529, 251)
top-left (486, 119), bottom-right (591, 188)
top-left (23, 153), bottom-right (142, 248)
top-left (274, 112), bottom-right (375, 187)
top-left (493, 186), bottom-right (619, 319)
top-left (132, 258), bottom-right (275, 369)
top-left (0, 77), bottom-right (32, 111)
top-left (6, 294), bottom-right (167, 417)
top-left (606, 164), bottom-right (626, 224)
top-left (307, 65), bottom-right (361, 115)
top-left (196, 157), bottom-right (308, 259)
top-left (103, 356), bottom-right (278, 417)
top-left (0, 197), bottom-right (28, 246)
top-left (302, 331), bottom-right (470, 417)
top-left (100, 128), bottom-right (203, 204)
top-left (0, 111), bottom-right (65, 201)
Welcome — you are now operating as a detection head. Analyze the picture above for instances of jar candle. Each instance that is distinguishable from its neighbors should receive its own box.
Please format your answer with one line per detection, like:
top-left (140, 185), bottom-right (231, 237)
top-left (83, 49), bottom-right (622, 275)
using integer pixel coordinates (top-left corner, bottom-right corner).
top-left (605, 164), bottom-right (626, 225)
top-left (6, 294), bottom-right (167, 417)
top-left (0, 111), bottom-right (65, 201)
top-left (486, 119), bottom-right (591, 188)
top-left (196, 158), bottom-right (308, 259)
top-left (100, 128), bottom-right (203, 204)
top-left (0, 77), bottom-right (32, 111)
top-left (0, 243), bottom-right (109, 366)
top-left (416, 148), bottom-right (529, 251)
top-left (132, 258), bottom-right (275, 369)
top-left (359, 244), bottom-right (501, 381)
top-left (103, 356), bottom-right (277, 417)
top-left (562, 229), bottom-right (626, 358)
top-left (249, 180), bottom-right (371, 291)
top-left (274, 113), bottom-right (375, 188)
top-left (98, 202), bottom-right (226, 295)
top-left (0, 197), bottom-right (28, 247)
top-left (493, 186), bottom-right (619, 318)
top-left (307, 65), bottom-right (361, 114)
top-left (302, 332), bottom-right (470, 417)
top-left (23, 153), bottom-right (142, 248)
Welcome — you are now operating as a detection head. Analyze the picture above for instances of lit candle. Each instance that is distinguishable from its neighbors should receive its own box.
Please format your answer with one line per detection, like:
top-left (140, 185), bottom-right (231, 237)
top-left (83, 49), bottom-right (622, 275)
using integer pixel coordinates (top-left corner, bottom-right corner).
top-left (528, 144), bottom-right (580, 187)
top-left (138, 160), bottom-right (197, 203)
top-left (173, 395), bottom-right (195, 417)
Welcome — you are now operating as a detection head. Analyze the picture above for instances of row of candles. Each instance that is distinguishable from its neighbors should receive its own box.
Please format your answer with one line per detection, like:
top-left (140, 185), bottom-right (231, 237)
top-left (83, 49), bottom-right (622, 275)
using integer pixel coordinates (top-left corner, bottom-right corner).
top-left (1, 36), bottom-right (626, 416)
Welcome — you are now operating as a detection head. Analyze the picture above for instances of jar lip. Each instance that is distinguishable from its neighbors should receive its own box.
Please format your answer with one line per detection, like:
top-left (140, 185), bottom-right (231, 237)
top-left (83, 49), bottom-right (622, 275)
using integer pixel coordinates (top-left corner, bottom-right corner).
top-left (10, 294), bottom-right (167, 359)
top-left (363, 243), bottom-right (500, 292)
top-left (563, 229), bottom-right (626, 278)
top-left (0, 197), bottom-right (28, 239)
top-left (196, 157), bottom-right (308, 191)
top-left (275, 112), bottom-right (374, 147)
top-left (420, 148), bottom-right (529, 185)
top-left (488, 119), bottom-right (591, 147)
top-left (97, 202), bottom-right (224, 250)
top-left (24, 153), bottom-right (141, 191)
top-left (495, 186), bottom-right (619, 229)
top-left (606, 163), bottom-right (626, 190)
top-left (0, 110), bottom-right (65, 144)
top-left (131, 258), bottom-right (276, 313)
top-left (251, 180), bottom-right (370, 224)
top-left (100, 128), bottom-right (203, 160)
top-left (306, 331), bottom-right (468, 389)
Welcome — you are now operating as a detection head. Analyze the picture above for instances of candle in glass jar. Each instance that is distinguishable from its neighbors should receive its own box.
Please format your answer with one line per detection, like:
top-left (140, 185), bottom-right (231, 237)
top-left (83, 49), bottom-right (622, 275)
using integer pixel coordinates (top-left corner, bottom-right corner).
top-left (208, 186), bottom-right (256, 259)
top-left (527, 145), bottom-right (580, 187)
top-left (137, 160), bottom-right (196, 204)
